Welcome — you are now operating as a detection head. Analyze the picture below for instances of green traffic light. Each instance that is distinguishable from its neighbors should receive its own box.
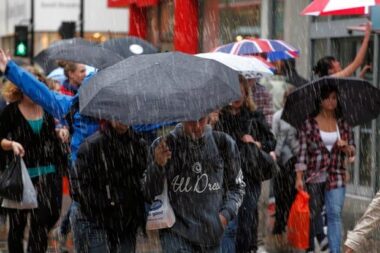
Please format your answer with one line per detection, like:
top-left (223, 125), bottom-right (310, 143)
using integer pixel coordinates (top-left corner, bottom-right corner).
top-left (16, 42), bottom-right (27, 56)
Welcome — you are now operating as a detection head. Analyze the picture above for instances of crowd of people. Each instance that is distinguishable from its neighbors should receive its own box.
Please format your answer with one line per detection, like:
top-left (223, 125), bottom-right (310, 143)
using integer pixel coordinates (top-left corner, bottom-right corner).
top-left (0, 21), bottom-right (376, 253)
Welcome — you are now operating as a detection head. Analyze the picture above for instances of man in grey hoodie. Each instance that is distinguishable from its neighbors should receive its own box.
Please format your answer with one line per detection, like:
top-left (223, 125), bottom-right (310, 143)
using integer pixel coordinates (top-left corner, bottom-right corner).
top-left (143, 117), bottom-right (245, 253)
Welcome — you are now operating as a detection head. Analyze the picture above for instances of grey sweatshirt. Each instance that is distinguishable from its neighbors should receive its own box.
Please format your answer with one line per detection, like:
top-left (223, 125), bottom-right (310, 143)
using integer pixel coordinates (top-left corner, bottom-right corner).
top-left (143, 124), bottom-right (245, 247)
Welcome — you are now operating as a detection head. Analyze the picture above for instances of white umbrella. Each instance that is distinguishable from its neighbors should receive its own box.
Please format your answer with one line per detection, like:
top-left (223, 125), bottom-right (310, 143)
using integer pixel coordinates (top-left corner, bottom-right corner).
top-left (196, 52), bottom-right (273, 79)
top-left (301, 0), bottom-right (380, 16)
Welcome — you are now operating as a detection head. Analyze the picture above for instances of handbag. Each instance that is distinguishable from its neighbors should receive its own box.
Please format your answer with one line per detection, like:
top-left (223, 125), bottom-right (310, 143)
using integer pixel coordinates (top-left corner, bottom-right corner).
top-left (146, 179), bottom-right (176, 230)
top-left (239, 142), bottom-right (280, 182)
top-left (2, 158), bottom-right (38, 209)
top-left (287, 190), bottom-right (310, 250)
top-left (0, 155), bottom-right (23, 201)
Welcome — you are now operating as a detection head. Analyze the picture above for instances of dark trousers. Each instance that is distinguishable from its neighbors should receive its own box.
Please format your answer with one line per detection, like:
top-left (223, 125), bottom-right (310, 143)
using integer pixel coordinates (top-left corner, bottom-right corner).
top-left (7, 173), bottom-right (61, 253)
top-left (236, 181), bottom-right (262, 253)
top-left (70, 201), bottom-right (136, 253)
top-left (160, 230), bottom-right (221, 253)
top-left (306, 182), bottom-right (326, 251)
top-left (272, 157), bottom-right (297, 234)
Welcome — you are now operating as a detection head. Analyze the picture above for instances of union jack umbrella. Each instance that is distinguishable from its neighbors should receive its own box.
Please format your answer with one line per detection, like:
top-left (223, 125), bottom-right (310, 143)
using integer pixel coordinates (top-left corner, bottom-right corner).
top-left (213, 38), bottom-right (300, 62)
top-left (301, 0), bottom-right (380, 16)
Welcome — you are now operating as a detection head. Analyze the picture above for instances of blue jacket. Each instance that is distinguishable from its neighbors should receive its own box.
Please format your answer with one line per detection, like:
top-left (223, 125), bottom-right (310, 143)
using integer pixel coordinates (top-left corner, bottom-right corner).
top-left (5, 61), bottom-right (98, 162)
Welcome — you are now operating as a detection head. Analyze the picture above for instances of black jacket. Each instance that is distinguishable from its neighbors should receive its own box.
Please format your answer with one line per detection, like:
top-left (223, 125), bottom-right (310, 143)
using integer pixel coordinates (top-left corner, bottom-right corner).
top-left (0, 102), bottom-right (65, 174)
top-left (215, 107), bottom-right (277, 182)
top-left (215, 107), bottom-right (276, 153)
top-left (71, 127), bottom-right (148, 233)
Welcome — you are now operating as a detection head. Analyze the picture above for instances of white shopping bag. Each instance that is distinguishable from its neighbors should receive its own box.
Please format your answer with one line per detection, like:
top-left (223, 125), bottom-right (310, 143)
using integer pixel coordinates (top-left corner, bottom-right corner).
top-left (146, 180), bottom-right (176, 230)
top-left (2, 158), bottom-right (38, 209)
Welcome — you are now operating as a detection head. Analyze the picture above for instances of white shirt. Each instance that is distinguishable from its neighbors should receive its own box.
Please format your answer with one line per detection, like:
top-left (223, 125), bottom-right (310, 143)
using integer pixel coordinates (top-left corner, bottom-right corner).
top-left (320, 130), bottom-right (338, 152)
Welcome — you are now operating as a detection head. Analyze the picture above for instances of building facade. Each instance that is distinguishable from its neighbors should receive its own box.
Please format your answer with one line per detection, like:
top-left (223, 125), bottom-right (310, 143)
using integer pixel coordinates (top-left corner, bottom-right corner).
top-left (0, 0), bottom-right (129, 64)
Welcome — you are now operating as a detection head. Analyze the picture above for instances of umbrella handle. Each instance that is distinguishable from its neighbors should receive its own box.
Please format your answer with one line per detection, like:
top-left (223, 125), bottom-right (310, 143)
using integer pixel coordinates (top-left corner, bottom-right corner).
top-left (336, 123), bottom-right (341, 140)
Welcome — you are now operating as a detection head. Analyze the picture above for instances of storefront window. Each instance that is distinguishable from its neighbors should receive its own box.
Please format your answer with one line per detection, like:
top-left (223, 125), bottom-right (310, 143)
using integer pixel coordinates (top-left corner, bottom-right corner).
top-left (158, 0), bottom-right (174, 51)
top-left (311, 39), bottom-right (328, 69)
top-left (272, 0), bottom-right (284, 39)
top-left (218, 0), bottom-right (261, 43)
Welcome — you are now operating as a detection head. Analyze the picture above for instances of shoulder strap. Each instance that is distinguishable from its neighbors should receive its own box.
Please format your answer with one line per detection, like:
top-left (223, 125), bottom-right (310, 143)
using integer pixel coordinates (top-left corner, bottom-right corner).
top-left (212, 131), bottom-right (228, 161)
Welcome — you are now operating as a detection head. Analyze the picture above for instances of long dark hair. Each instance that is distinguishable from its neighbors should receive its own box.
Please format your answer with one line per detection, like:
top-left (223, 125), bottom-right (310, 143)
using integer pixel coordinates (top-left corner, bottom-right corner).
top-left (310, 83), bottom-right (343, 119)
top-left (313, 56), bottom-right (337, 77)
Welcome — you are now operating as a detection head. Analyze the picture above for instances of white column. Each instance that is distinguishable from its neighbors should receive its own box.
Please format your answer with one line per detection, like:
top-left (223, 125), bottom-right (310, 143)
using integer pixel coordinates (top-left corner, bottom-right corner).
top-left (260, 0), bottom-right (272, 39)
top-left (284, 0), bottom-right (311, 78)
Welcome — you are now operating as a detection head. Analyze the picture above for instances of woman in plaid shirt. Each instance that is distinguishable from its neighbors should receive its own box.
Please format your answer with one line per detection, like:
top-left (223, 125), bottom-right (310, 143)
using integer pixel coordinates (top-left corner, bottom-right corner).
top-left (295, 84), bottom-right (355, 253)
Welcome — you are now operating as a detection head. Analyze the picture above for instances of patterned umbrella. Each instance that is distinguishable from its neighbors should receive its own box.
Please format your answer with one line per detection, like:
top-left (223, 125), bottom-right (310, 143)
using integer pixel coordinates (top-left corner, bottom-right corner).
top-left (196, 52), bottom-right (274, 78)
top-left (214, 38), bottom-right (299, 62)
top-left (301, 0), bottom-right (380, 16)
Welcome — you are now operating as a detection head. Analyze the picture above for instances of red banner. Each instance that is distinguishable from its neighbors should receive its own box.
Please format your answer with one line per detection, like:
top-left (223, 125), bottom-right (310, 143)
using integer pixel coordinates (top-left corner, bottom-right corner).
top-left (107, 0), bottom-right (131, 8)
top-left (129, 4), bottom-right (147, 39)
top-left (108, 0), bottom-right (158, 8)
top-left (174, 0), bottom-right (199, 54)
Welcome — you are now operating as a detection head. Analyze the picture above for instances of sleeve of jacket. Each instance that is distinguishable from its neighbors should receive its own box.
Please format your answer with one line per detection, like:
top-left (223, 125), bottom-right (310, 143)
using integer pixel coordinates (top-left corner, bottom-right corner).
top-left (288, 126), bottom-right (300, 157)
top-left (219, 133), bottom-right (245, 222)
top-left (0, 105), bottom-right (12, 142)
top-left (254, 111), bottom-right (276, 153)
top-left (345, 190), bottom-right (380, 252)
top-left (5, 61), bottom-right (73, 119)
top-left (272, 112), bottom-right (285, 157)
top-left (71, 137), bottom-right (102, 207)
top-left (295, 121), bottom-right (308, 172)
top-left (142, 137), bottom-right (166, 202)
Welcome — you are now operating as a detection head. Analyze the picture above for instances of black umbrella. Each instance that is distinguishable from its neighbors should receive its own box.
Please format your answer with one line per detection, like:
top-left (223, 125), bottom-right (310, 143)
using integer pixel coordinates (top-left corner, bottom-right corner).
top-left (44, 44), bottom-right (123, 70)
top-left (102, 36), bottom-right (158, 59)
top-left (281, 77), bottom-right (380, 128)
top-left (79, 52), bottom-right (241, 125)
top-left (34, 38), bottom-right (96, 74)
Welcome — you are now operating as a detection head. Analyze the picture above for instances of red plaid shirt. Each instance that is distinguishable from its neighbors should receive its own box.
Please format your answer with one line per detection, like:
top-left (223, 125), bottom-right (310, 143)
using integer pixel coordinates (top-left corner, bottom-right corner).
top-left (253, 83), bottom-right (274, 126)
top-left (295, 117), bottom-right (355, 190)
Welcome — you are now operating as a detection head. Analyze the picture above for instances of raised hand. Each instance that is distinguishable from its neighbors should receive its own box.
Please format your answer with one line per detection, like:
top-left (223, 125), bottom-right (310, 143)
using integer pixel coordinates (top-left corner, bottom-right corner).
top-left (154, 138), bottom-right (172, 167)
top-left (0, 49), bottom-right (10, 73)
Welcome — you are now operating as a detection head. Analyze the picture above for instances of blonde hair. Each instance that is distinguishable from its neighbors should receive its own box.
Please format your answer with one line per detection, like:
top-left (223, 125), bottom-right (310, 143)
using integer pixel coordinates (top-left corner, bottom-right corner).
top-left (2, 81), bottom-right (22, 102)
top-left (1, 66), bottom-right (56, 102)
top-left (239, 75), bottom-right (256, 112)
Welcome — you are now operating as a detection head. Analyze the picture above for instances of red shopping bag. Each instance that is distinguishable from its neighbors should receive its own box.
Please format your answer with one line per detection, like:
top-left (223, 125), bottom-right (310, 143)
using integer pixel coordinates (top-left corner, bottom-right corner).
top-left (287, 190), bottom-right (310, 250)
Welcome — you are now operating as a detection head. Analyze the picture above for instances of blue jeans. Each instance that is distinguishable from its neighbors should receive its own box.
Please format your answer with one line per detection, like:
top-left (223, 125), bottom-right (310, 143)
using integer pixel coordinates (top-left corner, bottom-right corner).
top-left (160, 230), bottom-right (222, 253)
top-left (325, 187), bottom-right (345, 253)
top-left (221, 218), bottom-right (237, 253)
top-left (70, 201), bottom-right (135, 253)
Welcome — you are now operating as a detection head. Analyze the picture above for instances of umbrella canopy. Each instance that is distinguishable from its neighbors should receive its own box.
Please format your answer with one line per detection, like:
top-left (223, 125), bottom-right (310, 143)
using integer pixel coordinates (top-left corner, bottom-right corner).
top-left (281, 77), bottom-right (380, 128)
top-left (34, 38), bottom-right (96, 74)
top-left (196, 52), bottom-right (273, 78)
top-left (79, 52), bottom-right (241, 125)
top-left (102, 36), bottom-right (158, 59)
top-left (301, 0), bottom-right (380, 16)
top-left (213, 38), bottom-right (300, 62)
top-left (40, 44), bottom-right (124, 70)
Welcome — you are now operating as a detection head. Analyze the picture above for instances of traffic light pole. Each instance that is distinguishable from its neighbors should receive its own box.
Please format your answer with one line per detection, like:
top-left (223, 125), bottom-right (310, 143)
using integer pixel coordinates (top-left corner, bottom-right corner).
top-left (79, 0), bottom-right (84, 37)
top-left (30, 0), bottom-right (35, 64)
